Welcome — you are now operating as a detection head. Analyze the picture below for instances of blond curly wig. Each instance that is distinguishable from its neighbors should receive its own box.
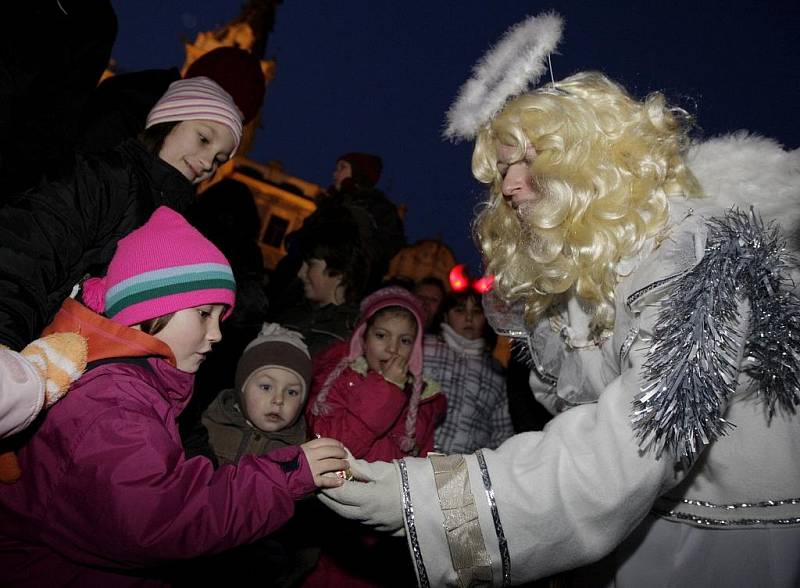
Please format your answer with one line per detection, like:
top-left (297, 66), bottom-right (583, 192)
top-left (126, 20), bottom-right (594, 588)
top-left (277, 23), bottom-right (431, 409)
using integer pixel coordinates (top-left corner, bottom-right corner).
top-left (473, 71), bottom-right (701, 334)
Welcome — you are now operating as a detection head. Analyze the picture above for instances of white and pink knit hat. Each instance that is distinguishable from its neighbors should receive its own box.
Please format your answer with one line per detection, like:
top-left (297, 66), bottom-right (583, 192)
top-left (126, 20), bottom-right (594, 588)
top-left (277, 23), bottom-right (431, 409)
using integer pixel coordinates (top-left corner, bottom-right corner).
top-left (145, 76), bottom-right (243, 154)
top-left (310, 286), bottom-right (427, 453)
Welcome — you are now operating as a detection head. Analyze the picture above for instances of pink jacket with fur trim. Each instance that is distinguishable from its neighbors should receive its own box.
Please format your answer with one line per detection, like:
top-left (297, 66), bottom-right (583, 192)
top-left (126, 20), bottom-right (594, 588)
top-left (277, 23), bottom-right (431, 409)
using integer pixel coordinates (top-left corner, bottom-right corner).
top-left (306, 341), bottom-right (446, 460)
top-left (0, 301), bottom-right (316, 587)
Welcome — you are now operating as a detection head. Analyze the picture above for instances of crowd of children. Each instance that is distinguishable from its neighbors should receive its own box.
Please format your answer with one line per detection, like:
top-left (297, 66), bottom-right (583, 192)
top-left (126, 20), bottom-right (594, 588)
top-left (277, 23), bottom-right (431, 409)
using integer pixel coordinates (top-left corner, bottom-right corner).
top-left (0, 207), bottom-right (348, 586)
top-left (10, 7), bottom-right (793, 588)
top-left (0, 37), bottom-right (504, 585)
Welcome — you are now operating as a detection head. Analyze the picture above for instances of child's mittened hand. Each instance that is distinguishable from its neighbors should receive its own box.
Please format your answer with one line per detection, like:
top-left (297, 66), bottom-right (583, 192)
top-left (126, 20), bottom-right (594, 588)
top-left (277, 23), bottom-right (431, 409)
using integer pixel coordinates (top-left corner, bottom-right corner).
top-left (381, 354), bottom-right (408, 388)
top-left (20, 333), bottom-right (88, 408)
top-left (301, 437), bottom-right (348, 489)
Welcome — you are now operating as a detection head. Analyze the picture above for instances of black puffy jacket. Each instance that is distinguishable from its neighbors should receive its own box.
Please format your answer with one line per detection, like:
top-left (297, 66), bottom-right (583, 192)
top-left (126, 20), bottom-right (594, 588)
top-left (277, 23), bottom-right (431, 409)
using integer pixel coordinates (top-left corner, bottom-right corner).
top-left (0, 138), bottom-right (195, 350)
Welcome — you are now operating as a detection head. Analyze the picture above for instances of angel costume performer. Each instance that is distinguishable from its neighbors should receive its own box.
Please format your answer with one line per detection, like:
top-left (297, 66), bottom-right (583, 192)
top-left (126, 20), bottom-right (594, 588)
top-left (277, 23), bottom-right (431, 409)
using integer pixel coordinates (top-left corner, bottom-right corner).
top-left (319, 13), bottom-right (800, 587)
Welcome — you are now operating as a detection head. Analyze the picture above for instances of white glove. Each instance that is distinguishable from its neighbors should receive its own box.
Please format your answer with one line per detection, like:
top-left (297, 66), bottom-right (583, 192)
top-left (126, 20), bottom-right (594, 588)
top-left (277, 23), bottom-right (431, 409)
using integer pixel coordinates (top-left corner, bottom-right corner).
top-left (318, 452), bottom-right (405, 536)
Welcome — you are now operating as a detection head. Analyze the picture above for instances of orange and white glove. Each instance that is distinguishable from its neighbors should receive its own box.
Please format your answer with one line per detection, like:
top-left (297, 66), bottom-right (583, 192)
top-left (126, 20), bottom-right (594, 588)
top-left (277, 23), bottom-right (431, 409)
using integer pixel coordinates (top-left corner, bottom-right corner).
top-left (19, 333), bottom-right (88, 409)
top-left (1, 333), bottom-right (87, 438)
top-left (0, 333), bottom-right (87, 483)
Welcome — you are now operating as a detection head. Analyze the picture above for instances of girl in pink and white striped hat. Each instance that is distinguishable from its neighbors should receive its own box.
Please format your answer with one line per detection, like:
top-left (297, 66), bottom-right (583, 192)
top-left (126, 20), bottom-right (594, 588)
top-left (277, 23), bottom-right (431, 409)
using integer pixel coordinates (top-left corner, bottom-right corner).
top-left (0, 76), bottom-right (244, 442)
top-left (142, 75), bottom-right (243, 185)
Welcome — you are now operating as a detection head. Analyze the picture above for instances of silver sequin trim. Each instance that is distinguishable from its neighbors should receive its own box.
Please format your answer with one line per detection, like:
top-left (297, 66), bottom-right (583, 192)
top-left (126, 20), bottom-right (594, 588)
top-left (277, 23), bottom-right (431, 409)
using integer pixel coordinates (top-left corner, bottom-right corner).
top-left (653, 508), bottom-right (800, 527)
top-left (475, 450), bottom-right (511, 586)
top-left (653, 496), bottom-right (800, 526)
top-left (399, 459), bottom-right (430, 588)
top-left (495, 327), bottom-right (528, 339)
top-left (526, 333), bottom-right (558, 386)
top-left (625, 271), bottom-right (684, 311)
top-left (671, 496), bottom-right (800, 510)
top-left (618, 324), bottom-right (639, 365)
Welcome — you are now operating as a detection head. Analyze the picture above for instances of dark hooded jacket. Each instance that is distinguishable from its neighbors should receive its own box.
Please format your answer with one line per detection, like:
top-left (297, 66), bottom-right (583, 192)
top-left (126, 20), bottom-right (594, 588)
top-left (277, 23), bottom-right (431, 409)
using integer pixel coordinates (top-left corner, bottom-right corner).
top-left (0, 138), bottom-right (195, 350)
top-left (310, 186), bottom-right (406, 291)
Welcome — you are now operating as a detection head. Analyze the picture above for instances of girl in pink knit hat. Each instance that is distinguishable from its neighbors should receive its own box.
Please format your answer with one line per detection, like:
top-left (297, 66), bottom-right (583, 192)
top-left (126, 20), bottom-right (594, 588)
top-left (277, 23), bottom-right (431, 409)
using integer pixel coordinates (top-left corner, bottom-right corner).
top-left (303, 286), bottom-right (446, 587)
top-left (0, 75), bottom-right (244, 441)
top-left (0, 207), bottom-right (348, 587)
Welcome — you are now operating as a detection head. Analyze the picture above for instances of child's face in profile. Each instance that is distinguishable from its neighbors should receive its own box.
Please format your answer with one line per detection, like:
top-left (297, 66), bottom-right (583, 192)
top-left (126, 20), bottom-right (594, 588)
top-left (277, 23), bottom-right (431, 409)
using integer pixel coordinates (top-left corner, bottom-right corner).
top-left (158, 120), bottom-right (235, 185)
top-left (242, 367), bottom-right (304, 432)
top-left (363, 311), bottom-right (417, 374)
top-left (149, 304), bottom-right (225, 373)
top-left (298, 258), bottom-right (344, 307)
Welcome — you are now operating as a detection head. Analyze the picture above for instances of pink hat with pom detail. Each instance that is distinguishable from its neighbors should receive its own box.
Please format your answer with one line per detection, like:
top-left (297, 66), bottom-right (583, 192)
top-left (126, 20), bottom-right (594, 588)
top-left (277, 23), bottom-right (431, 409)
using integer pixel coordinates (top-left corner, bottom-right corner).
top-left (347, 286), bottom-right (426, 387)
top-left (311, 286), bottom-right (427, 454)
top-left (82, 207), bottom-right (236, 326)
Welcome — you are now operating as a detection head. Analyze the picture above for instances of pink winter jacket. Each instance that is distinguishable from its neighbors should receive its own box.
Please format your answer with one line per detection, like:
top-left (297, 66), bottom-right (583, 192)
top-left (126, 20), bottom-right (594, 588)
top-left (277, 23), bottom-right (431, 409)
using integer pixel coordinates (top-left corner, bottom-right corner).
top-left (0, 300), bottom-right (316, 586)
top-left (306, 341), bottom-right (446, 461)
top-left (303, 341), bottom-right (446, 588)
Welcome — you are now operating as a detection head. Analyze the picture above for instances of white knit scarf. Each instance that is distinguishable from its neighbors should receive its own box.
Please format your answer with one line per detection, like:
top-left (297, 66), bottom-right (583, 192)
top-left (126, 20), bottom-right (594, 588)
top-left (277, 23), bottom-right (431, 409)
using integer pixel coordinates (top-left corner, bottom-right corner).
top-left (441, 323), bottom-right (486, 357)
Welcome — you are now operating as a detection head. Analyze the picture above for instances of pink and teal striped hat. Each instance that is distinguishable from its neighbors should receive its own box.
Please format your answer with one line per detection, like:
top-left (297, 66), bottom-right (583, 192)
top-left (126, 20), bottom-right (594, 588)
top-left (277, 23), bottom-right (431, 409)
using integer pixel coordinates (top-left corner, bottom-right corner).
top-left (82, 207), bottom-right (236, 326)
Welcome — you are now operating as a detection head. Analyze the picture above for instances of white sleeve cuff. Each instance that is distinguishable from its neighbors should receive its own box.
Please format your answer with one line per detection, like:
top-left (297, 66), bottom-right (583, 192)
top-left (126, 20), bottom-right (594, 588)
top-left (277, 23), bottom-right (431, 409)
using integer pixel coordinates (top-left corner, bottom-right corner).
top-left (0, 349), bottom-right (45, 437)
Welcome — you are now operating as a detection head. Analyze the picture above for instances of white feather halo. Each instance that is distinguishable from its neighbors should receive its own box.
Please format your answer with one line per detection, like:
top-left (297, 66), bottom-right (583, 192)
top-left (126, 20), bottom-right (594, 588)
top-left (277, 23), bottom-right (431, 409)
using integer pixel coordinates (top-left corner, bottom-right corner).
top-left (443, 11), bottom-right (564, 142)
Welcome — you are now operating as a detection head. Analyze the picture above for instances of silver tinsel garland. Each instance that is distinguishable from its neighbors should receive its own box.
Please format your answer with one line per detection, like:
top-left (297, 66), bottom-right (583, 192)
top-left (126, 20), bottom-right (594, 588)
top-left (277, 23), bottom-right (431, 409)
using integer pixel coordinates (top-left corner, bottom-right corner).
top-left (632, 208), bottom-right (800, 466)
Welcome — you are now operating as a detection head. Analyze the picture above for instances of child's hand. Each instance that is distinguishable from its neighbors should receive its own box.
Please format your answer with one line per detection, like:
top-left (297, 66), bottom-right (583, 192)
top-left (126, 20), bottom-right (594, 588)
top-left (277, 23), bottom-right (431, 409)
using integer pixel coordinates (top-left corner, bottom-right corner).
top-left (301, 437), bottom-right (348, 489)
top-left (381, 353), bottom-right (409, 388)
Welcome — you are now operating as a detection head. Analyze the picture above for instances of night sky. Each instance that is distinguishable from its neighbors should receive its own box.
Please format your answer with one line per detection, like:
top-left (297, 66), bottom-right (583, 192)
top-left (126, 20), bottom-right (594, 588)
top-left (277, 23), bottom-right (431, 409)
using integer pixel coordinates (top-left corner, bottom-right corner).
top-left (110, 0), bottom-right (799, 274)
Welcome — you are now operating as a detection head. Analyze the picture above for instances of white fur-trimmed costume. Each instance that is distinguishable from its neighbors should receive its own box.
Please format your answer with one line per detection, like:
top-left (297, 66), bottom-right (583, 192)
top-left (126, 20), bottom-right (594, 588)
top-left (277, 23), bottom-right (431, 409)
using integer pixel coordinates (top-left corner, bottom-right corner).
top-left (398, 134), bottom-right (800, 587)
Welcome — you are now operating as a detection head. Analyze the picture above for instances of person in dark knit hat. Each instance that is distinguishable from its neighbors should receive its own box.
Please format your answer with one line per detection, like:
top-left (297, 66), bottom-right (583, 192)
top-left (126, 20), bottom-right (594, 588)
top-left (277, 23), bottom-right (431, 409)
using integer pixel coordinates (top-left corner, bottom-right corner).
top-left (333, 152), bottom-right (383, 192)
top-left (267, 151), bottom-right (405, 314)
top-left (203, 322), bottom-right (313, 465)
top-left (322, 152), bottom-right (406, 292)
top-left (192, 324), bottom-right (322, 588)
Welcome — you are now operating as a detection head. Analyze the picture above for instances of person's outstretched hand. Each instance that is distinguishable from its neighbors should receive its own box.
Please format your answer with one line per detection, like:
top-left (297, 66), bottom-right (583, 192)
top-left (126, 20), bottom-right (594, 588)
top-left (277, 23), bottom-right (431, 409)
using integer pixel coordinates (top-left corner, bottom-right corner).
top-left (318, 450), bottom-right (405, 536)
top-left (301, 437), bottom-right (348, 489)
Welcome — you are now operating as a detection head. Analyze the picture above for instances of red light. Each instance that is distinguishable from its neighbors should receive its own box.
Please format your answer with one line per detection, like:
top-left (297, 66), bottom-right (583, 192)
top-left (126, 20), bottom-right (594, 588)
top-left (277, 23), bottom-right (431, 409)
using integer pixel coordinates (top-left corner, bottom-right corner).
top-left (449, 264), bottom-right (469, 292)
top-left (473, 275), bottom-right (494, 293)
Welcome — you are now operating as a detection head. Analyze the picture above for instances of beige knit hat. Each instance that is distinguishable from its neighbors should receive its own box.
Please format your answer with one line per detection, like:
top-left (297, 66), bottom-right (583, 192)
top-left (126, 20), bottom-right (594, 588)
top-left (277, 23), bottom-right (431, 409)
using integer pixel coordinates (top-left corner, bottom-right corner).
top-left (235, 323), bottom-right (312, 401)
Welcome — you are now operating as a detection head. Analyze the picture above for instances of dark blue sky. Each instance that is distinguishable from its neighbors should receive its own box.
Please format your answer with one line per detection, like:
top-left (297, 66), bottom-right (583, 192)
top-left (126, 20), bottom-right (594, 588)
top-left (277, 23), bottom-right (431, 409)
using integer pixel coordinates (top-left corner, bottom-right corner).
top-left (110, 1), bottom-right (799, 274)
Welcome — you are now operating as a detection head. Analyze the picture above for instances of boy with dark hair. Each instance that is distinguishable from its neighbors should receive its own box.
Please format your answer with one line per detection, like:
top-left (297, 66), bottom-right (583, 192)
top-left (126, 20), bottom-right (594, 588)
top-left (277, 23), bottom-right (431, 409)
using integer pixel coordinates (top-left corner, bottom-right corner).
top-left (273, 220), bottom-right (369, 358)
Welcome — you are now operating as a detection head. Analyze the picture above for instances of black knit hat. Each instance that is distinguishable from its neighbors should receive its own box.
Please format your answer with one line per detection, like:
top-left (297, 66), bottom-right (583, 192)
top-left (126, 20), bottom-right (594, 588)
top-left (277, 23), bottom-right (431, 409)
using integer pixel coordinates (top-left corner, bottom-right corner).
top-left (338, 152), bottom-right (383, 187)
top-left (185, 47), bottom-right (266, 124)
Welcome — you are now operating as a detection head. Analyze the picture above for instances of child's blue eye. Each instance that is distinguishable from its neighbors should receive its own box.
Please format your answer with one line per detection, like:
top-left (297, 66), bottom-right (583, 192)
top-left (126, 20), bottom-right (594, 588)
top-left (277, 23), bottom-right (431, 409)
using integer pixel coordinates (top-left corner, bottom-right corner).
top-left (287, 389), bottom-right (300, 397)
top-left (197, 309), bottom-right (211, 318)
top-left (260, 384), bottom-right (272, 392)
top-left (199, 134), bottom-right (209, 144)
top-left (401, 337), bottom-right (414, 346)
